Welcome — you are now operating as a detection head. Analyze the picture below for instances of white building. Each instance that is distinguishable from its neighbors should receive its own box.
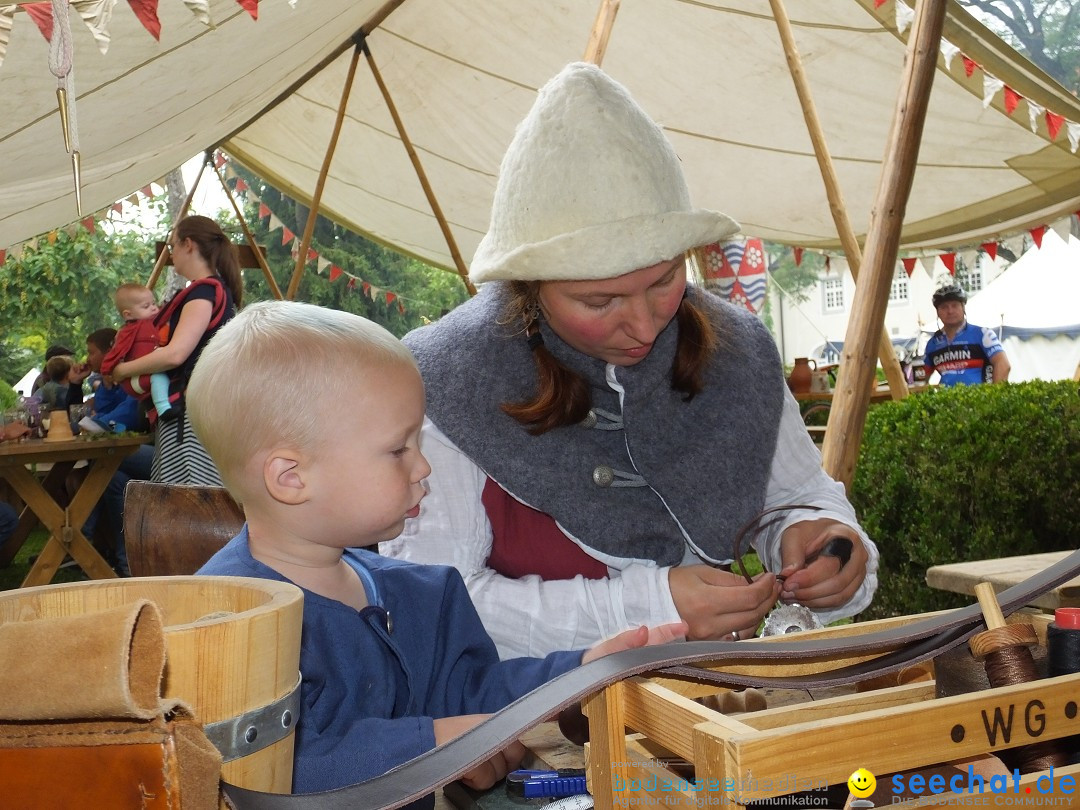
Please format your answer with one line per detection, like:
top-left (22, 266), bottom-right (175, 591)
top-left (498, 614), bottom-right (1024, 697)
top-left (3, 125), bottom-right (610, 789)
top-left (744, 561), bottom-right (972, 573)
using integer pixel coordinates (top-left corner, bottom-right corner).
top-left (767, 254), bottom-right (1007, 367)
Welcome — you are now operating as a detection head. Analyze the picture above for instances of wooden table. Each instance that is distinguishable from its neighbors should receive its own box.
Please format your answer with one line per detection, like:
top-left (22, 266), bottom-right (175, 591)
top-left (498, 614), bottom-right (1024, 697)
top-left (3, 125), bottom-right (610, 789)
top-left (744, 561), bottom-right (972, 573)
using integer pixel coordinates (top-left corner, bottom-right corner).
top-left (0, 435), bottom-right (151, 587)
top-left (926, 551), bottom-right (1080, 612)
top-left (793, 383), bottom-right (929, 404)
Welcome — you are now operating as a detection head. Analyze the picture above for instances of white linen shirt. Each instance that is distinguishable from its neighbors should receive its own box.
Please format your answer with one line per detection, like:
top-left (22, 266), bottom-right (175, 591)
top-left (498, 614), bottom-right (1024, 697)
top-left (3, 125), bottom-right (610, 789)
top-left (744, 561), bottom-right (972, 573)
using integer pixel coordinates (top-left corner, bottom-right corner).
top-left (382, 386), bottom-right (879, 659)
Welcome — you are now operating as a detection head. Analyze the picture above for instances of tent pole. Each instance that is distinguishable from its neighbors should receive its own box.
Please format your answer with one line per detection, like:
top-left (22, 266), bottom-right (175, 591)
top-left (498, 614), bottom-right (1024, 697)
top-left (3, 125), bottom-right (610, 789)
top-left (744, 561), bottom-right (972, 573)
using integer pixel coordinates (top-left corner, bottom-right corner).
top-left (285, 40), bottom-right (363, 301)
top-left (768, 0), bottom-right (909, 402)
top-left (583, 0), bottom-right (620, 65)
top-left (821, 0), bottom-right (947, 489)
top-left (362, 39), bottom-right (477, 296)
top-left (211, 162), bottom-right (284, 300)
top-left (147, 153), bottom-right (208, 291)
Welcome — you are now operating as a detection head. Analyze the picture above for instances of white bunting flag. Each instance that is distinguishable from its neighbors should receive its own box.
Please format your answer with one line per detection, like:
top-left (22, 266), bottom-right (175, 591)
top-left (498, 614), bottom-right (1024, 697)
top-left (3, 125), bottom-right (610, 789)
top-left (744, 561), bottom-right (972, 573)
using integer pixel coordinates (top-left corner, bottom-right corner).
top-left (939, 40), bottom-right (959, 71)
top-left (1027, 100), bottom-right (1045, 134)
top-left (982, 74), bottom-right (1004, 108)
top-left (895, 1), bottom-right (914, 35)
top-left (72, 0), bottom-right (118, 55)
top-left (1067, 121), bottom-right (1080, 154)
top-left (0, 5), bottom-right (15, 69)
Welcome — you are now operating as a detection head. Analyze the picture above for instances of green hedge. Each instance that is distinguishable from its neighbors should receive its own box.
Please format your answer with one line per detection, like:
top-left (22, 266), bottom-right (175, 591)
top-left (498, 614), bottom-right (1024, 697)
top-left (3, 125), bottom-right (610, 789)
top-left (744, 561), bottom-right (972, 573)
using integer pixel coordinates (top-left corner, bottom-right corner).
top-left (851, 380), bottom-right (1080, 620)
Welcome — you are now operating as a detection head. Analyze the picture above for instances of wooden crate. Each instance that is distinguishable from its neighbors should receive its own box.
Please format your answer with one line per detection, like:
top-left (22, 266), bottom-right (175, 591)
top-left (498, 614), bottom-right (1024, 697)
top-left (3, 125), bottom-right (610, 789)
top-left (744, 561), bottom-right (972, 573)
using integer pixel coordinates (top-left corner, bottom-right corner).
top-left (583, 612), bottom-right (1080, 808)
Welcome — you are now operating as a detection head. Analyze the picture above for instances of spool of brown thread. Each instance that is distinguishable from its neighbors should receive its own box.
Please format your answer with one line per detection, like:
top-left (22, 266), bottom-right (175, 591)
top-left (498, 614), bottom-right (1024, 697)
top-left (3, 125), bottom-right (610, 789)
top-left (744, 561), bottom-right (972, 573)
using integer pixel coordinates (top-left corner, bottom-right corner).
top-left (969, 582), bottom-right (1069, 773)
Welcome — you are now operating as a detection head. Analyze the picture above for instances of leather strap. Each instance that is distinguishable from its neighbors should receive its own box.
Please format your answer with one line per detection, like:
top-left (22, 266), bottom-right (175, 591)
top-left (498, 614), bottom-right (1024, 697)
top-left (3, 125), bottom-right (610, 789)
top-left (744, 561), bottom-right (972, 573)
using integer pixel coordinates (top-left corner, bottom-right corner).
top-left (223, 549), bottom-right (1080, 810)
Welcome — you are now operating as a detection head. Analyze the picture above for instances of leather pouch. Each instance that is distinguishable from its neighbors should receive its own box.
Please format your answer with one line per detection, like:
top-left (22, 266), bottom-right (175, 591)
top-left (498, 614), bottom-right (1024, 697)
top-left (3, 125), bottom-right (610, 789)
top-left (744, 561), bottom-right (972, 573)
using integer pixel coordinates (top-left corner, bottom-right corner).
top-left (0, 600), bottom-right (221, 809)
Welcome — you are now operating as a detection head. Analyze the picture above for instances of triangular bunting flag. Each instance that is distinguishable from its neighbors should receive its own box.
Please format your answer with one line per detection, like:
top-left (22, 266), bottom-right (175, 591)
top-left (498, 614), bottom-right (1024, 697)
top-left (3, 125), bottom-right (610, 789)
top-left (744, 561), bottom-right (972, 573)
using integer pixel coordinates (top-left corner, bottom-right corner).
top-left (258, 202), bottom-right (270, 219)
top-left (328, 266), bottom-right (342, 282)
top-left (111, 201), bottom-right (124, 214)
top-left (126, 193), bottom-right (140, 206)
top-left (0, 249), bottom-right (5, 266)
top-left (22, 2), bottom-right (53, 41)
top-left (920, 256), bottom-right (937, 278)
top-left (140, 184), bottom-right (154, 198)
top-left (125, 0), bottom-right (160, 39)
top-left (874, 0), bottom-right (886, 7)
top-left (793, 247), bottom-right (803, 267)
top-left (1029, 225), bottom-right (1046, 248)
top-left (182, 0), bottom-right (211, 25)
top-left (63, 223), bottom-right (79, 239)
top-left (398, 302), bottom-right (406, 315)
top-left (894, 1), bottom-right (913, 34)
top-left (72, 0), bottom-right (118, 55)
top-left (1003, 86), bottom-right (1021, 116)
top-left (961, 55), bottom-right (978, 78)
top-left (1051, 217), bottom-right (1072, 243)
top-left (1068, 121), bottom-right (1080, 154)
top-left (1004, 233), bottom-right (1026, 259)
top-left (81, 216), bottom-right (95, 233)
top-left (940, 253), bottom-right (956, 275)
top-left (940, 39), bottom-right (959, 70)
top-left (980, 242), bottom-right (997, 262)
top-left (316, 256), bottom-right (331, 274)
top-left (267, 213), bottom-right (283, 232)
top-left (235, 178), bottom-right (249, 193)
top-left (362, 281), bottom-right (371, 296)
top-left (0, 5), bottom-right (16, 69)
top-left (214, 151), bottom-right (227, 169)
top-left (1027, 100), bottom-right (1045, 133)
top-left (347, 277), bottom-right (356, 289)
top-left (307, 248), bottom-right (317, 262)
top-left (901, 257), bottom-right (916, 277)
top-left (982, 74), bottom-right (1003, 108)
top-left (281, 227), bottom-right (295, 246)
top-left (1045, 111), bottom-right (1065, 141)
top-left (234, 0), bottom-right (257, 19)
top-left (386, 292), bottom-right (397, 305)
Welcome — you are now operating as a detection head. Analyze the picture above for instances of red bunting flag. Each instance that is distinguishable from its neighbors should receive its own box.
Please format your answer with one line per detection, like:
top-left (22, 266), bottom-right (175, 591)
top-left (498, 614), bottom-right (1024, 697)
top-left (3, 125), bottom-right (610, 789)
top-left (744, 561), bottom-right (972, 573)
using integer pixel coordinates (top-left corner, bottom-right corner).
top-left (980, 242), bottom-right (998, 261)
top-left (874, 0), bottom-right (887, 6)
top-left (347, 277), bottom-right (356, 289)
top-left (793, 247), bottom-right (803, 267)
top-left (398, 302), bottom-right (406, 315)
top-left (0, 249), bottom-right (6, 266)
top-left (235, 178), bottom-right (249, 193)
top-left (258, 202), bottom-right (270, 219)
top-left (111, 202), bottom-right (124, 214)
top-left (386, 292), bottom-right (397, 305)
top-left (1003, 86), bottom-right (1022, 116)
top-left (281, 227), bottom-right (295, 246)
top-left (214, 152), bottom-right (227, 169)
top-left (81, 217), bottom-right (95, 234)
top-left (307, 248), bottom-right (317, 262)
top-left (940, 253), bottom-right (956, 275)
top-left (1030, 225), bottom-right (1046, 248)
top-left (141, 185), bottom-right (155, 199)
top-left (21, 3), bottom-right (53, 41)
top-left (126, 0), bottom-right (161, 39)
top-left (234, 0), bottom-right (258, 19)
top-left (901, 257), bottom-right (916, 277)
top-left (1046, 112), bottom-right (1065, 141)
top-left (362, 281), bottom-right (371, 295)
top-left (961, 56), bottom-right (978, 78)
top-left (329, 266), bottom-right (342, 282)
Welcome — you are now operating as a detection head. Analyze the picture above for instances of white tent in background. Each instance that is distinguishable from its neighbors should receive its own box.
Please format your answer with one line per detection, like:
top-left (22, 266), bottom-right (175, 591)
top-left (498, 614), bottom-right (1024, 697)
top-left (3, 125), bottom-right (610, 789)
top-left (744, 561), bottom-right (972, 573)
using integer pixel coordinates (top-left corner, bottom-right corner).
top-left (965, 230), bottom-right (1080, 382)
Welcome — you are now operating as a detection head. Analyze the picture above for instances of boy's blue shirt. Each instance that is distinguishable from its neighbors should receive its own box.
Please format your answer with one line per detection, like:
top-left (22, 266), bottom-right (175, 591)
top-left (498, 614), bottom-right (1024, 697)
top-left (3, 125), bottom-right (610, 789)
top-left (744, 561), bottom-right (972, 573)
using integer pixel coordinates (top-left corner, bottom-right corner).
top-left (197, 527), bottom-right (584, 795)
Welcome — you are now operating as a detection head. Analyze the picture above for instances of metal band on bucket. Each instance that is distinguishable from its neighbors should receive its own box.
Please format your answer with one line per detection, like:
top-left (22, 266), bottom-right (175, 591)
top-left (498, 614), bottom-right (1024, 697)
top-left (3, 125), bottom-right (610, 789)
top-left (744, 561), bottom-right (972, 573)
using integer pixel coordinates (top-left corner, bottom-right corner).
top-left (204, 673), bottom-right (302, 763)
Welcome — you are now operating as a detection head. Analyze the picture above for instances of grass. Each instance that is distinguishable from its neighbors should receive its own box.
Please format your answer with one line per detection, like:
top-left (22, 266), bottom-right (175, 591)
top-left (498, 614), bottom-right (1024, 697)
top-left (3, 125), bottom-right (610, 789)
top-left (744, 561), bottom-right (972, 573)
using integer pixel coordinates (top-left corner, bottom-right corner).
top-left (0, 527), bottom-right (90, 591)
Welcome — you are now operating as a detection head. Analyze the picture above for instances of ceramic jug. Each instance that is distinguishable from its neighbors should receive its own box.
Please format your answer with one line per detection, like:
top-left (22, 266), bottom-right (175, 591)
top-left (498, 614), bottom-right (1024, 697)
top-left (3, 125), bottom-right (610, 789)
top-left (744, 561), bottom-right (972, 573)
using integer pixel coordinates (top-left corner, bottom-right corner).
top-left (787, 357), bottom-right (815, 394)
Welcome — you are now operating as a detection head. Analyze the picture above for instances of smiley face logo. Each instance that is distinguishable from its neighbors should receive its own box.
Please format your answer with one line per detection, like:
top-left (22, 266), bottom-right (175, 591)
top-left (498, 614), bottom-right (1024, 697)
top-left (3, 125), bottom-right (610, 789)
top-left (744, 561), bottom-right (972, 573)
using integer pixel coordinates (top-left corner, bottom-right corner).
top-left (848, 768), bottom-right (876, 798)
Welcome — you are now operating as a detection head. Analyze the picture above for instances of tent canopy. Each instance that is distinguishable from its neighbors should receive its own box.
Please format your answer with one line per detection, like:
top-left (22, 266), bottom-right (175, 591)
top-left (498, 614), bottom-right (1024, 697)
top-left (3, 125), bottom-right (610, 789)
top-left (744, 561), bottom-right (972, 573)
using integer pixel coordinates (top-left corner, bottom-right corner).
top-left (2, 0), bottom-right (1079, 274)
top-left (965, 230), bottom-right (1080, 381)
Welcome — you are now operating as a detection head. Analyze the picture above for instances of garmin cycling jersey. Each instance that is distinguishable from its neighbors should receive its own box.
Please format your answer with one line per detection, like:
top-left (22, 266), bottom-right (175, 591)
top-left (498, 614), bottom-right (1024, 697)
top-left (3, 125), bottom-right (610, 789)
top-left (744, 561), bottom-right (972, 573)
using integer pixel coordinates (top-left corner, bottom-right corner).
top-left (923, 321), bottom-right (1004, 386)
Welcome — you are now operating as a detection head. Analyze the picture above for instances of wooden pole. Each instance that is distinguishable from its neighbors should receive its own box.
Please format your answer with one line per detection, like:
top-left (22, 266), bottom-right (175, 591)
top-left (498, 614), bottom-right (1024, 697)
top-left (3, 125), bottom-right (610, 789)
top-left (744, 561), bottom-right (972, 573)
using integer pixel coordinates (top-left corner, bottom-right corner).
top-left (821, 0), bottom-right (947, 489)
top-left (285, 43), bottom-right (363, 301)
top-left (583, 0), bottom-right (620, 65)
top-left (211, 162), bottom-right (284, 300)
top-left (146, 155), bottom-right (208, 291)
top-left (361, 40), bottom-right (477, 296)
top-left (768, 0), bottom-right (909, 401)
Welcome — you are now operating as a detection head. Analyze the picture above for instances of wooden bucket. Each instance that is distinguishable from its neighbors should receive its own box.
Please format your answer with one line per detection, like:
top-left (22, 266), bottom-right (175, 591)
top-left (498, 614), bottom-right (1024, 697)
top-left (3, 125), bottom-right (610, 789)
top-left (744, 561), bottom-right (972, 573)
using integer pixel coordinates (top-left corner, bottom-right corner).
top-left (0, 576), bottom-right (303, 795)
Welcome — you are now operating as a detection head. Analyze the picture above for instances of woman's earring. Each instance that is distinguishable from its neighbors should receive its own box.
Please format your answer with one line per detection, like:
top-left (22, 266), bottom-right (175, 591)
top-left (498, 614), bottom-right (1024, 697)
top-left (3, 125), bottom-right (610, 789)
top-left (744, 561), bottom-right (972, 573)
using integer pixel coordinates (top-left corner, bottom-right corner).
top-left (524, 301), bottom-right (541, 327)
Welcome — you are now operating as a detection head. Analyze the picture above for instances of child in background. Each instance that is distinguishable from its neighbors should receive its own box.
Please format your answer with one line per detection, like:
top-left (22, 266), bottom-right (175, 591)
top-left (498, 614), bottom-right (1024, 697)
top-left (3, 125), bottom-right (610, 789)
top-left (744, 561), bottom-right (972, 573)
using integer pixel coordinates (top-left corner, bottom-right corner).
top-left (101, 283), bottom-right (174, 421)
top-left (38, 355), bottom-right (74, 412)
top-left (189, 301), bottom-right (685, 796)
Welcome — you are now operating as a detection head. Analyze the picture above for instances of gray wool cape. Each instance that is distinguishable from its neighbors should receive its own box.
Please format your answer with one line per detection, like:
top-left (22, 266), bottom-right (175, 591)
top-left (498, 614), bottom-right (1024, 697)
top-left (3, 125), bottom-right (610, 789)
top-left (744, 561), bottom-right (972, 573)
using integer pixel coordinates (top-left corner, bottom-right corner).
top-left (402, 284), bottom-right (785, 567)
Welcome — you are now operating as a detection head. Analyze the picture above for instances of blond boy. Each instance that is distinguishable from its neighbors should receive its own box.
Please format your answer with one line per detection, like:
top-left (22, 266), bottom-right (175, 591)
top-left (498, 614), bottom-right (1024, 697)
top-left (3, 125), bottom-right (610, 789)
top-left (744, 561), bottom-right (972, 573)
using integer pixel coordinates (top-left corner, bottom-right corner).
top-left (101, 283), bottom-right (174, 419)
top-left (188, 301), bottom-right (683, 796)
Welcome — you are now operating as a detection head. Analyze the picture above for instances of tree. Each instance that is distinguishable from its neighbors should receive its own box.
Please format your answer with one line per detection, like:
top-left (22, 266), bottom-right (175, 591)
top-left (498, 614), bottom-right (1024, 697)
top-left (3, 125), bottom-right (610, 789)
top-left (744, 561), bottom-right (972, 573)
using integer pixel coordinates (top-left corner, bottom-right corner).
top-left (760, 243), bottom-right (826, 334)
top-left (959, 0), bottom-right (1080, 92)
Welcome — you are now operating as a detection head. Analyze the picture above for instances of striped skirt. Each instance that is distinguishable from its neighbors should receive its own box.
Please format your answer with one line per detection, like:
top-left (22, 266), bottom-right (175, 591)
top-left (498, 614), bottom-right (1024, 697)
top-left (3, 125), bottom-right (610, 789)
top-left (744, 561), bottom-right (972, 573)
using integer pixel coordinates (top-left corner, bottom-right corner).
top-left (151, 410), bottom-right (224, 486)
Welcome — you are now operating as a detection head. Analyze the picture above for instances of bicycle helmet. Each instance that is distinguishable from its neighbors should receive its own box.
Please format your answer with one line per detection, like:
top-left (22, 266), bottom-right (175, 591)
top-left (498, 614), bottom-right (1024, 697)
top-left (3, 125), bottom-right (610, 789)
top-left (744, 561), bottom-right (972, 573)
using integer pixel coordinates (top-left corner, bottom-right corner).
top-left (932, 283), bottom-right (967, 307)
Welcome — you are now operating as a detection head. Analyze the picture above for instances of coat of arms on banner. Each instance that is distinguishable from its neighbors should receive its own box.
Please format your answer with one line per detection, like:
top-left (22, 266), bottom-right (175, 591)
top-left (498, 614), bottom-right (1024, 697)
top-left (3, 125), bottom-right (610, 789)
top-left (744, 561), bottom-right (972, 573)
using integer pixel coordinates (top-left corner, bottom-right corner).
top-left (699, 238), bottom-right (768, 314)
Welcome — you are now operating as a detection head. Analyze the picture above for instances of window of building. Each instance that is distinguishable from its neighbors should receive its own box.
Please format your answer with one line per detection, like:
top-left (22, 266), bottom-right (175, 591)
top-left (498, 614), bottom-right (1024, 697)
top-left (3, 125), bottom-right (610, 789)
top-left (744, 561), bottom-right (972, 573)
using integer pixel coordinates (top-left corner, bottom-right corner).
top-left (956, 263), bottom-right (983, 294)
top-left (823, 277), bottom-right (844, 312)
top-left (889, 267), bottom-right (909, 303)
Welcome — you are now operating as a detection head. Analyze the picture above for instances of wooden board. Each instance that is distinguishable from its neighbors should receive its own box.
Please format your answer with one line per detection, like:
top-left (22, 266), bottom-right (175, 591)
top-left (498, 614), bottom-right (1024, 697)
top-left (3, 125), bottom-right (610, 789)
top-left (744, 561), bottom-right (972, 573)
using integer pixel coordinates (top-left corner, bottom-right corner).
top-left (926, 551), bottom-right (1080, 611)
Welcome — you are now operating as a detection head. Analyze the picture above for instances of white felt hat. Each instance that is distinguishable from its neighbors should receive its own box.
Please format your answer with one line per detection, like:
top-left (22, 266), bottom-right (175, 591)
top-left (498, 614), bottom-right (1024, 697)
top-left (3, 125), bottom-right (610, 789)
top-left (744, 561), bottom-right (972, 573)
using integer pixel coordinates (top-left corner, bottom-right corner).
top-left (470, 62), bottom-right (740, 284)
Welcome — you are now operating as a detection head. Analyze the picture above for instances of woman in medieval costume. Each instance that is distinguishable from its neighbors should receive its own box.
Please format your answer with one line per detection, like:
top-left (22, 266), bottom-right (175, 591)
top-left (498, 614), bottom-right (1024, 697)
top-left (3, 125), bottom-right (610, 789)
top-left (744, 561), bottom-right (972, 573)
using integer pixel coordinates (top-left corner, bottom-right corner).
top-left (385, 63), bottom-right (878, 658)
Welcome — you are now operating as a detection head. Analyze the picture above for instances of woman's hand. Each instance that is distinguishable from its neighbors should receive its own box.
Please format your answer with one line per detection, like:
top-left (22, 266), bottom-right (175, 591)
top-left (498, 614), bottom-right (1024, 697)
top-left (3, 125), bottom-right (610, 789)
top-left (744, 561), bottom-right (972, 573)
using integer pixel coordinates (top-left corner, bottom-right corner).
top-left (668, 566), bottom-right (780, 640)
top-left (581, 621), bottom-right (688, 664)
top-left (776, 519), bottom-right (866, 608)
top-left (433, 714), bottom-right (527, 790)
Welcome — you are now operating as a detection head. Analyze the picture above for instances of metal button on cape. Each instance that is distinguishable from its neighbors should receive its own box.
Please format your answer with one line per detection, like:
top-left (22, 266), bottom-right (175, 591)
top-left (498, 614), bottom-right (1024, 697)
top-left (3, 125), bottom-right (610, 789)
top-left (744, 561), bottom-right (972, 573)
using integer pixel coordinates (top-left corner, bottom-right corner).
top-left (580, 409), bottom-right (597, 429)
top-left (592, 465), bottom-right (614, 487)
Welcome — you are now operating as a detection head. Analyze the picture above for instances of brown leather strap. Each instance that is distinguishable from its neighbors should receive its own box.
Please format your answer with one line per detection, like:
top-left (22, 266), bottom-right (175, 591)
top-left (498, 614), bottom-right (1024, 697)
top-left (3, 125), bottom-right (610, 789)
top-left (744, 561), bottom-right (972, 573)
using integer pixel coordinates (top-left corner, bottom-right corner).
top-left (223, 548), bottom-right (1080, 810)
